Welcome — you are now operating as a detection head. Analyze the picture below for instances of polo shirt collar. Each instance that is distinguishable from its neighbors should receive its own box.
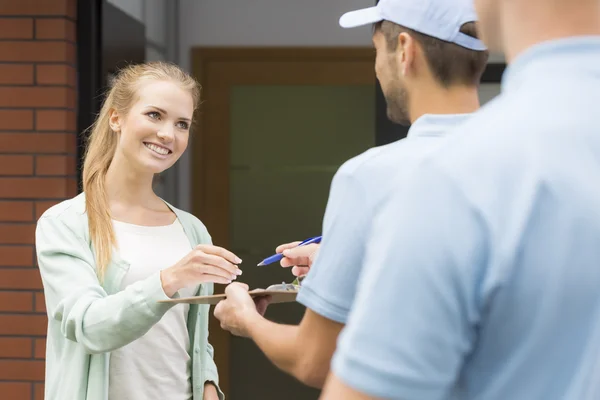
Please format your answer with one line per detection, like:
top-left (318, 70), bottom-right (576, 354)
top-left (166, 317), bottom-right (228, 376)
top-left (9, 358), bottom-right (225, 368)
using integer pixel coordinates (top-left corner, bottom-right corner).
top-left (407, 113), bottom-right (472, 139)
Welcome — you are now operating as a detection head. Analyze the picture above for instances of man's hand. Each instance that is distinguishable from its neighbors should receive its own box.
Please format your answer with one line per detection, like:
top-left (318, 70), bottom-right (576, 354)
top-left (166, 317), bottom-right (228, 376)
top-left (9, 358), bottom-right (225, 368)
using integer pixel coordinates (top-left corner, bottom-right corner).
top-left (203, 382), bottom-right (220, 400)
top-left (276, 241), bottom-right (320, 277)
top-left (214, 282), bottom-right (268, 337)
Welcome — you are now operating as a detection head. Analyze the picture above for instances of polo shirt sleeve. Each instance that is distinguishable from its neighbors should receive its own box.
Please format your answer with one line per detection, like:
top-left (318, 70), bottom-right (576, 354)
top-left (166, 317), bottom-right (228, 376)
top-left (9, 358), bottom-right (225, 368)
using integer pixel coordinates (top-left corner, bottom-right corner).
top-left (331, 161), bottom-right (488, 400)
top-left (296, 163), bottom-right (369, 324)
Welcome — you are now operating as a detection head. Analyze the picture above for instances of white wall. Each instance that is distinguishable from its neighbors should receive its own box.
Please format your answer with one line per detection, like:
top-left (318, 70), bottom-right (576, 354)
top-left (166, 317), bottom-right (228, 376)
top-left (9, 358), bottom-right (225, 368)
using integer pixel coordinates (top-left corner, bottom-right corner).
top-left (179, 0), bottom-right (504, 71)
top-left (178, 0), bottom-right (374, 71)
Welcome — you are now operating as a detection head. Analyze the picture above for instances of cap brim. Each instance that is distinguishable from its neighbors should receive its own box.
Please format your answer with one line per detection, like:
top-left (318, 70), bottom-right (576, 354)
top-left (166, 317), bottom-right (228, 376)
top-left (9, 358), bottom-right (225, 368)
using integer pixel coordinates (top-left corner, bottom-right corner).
top-left (339, 6), bottom-right (383, 28)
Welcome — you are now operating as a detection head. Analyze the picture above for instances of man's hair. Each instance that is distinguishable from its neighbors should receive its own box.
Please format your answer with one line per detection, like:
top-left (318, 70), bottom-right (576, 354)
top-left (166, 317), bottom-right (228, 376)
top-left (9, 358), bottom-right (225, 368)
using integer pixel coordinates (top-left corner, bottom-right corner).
top-left (374, 21), bottom-right (489, 87)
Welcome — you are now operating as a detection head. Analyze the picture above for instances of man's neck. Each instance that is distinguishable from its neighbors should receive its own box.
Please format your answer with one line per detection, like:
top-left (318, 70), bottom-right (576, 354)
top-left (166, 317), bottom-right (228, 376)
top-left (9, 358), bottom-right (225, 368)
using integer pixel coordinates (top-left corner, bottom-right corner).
top-left (502, 0), bottom-right (600, 63)
top-left (409, 84), bottom-right (480, 124)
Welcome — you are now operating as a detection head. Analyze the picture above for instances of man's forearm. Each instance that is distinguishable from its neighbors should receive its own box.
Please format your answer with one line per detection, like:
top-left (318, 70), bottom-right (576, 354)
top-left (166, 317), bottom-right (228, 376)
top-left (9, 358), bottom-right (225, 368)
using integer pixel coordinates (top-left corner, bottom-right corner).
top-left (246, 314), bottom-right (303, 379)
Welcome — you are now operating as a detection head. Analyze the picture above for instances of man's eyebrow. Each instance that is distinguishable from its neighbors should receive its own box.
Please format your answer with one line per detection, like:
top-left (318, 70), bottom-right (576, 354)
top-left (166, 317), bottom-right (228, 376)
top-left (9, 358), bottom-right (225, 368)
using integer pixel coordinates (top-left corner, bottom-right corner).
top-left (146, 105), bottom-right (191, 122)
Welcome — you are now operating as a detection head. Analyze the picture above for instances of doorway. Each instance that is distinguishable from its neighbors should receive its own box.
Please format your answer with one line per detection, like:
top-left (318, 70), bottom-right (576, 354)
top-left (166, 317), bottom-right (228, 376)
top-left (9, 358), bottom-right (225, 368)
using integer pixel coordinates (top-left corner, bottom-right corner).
top-left (191, 47), bottom-right (376, 399)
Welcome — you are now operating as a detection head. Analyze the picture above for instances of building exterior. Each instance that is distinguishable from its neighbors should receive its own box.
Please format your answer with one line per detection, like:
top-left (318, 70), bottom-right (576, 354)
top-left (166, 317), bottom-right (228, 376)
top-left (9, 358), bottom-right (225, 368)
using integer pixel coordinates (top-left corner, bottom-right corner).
top-left (0, 1), bottom-right (504, 399)
top-left (0, 1), bottom-right (77, 397)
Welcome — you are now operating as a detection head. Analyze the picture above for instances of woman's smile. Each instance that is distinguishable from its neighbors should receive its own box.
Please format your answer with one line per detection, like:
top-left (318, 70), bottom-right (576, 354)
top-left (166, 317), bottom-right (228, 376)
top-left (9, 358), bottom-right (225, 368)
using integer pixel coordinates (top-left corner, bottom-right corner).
top-left (143, 141), bottom-right (172, 157)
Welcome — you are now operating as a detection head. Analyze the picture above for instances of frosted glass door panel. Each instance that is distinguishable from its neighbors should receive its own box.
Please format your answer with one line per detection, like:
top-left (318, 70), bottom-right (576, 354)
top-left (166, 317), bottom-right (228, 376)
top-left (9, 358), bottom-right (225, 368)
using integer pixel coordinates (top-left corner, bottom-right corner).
top-left (230, 85), bottom-right (375, 265)
top-left (229, 84), bottom-right (374, 400)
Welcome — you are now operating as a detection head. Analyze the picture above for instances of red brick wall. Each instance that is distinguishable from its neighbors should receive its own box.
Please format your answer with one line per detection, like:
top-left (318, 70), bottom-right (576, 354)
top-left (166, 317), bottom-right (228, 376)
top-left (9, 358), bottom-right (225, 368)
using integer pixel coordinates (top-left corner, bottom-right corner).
top-left (0, 1), bottom-right (78, 399)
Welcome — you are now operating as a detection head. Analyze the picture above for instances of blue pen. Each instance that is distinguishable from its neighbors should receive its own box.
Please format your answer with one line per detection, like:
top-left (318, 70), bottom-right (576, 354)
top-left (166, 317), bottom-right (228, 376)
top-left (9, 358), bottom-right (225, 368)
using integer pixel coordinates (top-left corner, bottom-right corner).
top-left (256, 236), bottom-right (322, 266)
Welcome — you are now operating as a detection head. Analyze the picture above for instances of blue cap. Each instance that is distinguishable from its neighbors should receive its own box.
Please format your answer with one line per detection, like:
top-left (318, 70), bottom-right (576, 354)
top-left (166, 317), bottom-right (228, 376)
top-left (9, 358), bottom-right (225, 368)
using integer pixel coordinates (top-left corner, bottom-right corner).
top-left (339, 0), bottom-right (487, 51)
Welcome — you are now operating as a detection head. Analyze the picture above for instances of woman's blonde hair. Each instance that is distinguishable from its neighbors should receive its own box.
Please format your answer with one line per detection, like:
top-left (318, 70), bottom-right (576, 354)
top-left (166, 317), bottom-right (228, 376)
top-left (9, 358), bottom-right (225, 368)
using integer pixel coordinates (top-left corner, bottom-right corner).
top-left (82, 61), bottom-right (200, 279)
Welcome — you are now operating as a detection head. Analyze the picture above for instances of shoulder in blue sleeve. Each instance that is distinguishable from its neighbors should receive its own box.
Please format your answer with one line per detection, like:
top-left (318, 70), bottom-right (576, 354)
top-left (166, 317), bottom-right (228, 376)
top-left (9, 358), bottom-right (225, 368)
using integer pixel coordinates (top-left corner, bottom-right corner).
top-left (296, 150), bottom-right (374, 323)
top-left (332, 159), bottom-right (488, 400)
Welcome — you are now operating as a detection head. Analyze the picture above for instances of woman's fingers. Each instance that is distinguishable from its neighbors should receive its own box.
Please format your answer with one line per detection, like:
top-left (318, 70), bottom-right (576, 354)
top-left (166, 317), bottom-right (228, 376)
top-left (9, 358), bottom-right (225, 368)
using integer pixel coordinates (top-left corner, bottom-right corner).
top-left (196, 244), bottom-right (242, 265)
top-left (195, 252), bottom-right (242, 276)
top-left (192, 264), bottom-right (237, 281)
top-left (200, 273), bottom-right (234, 285)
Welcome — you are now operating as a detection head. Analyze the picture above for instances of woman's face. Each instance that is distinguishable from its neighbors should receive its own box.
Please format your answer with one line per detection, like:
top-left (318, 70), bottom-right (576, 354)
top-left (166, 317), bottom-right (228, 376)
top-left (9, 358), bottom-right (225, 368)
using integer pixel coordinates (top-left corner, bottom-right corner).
top-left (109, 79), bottom-right (194, 174)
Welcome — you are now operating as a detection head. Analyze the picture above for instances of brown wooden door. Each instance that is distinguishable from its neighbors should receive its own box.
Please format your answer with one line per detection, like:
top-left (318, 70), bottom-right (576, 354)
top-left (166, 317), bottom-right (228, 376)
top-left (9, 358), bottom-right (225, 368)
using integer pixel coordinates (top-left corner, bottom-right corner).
top-left (191, 47), bottom-right (375, 399)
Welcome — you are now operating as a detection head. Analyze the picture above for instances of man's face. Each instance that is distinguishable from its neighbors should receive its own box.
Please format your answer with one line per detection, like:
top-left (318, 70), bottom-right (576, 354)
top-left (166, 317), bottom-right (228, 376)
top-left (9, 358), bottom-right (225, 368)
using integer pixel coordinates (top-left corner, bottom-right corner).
top-left (373, 30), bottom-right (411, 126)
top-left (474, 0), bottom-right (503, 52)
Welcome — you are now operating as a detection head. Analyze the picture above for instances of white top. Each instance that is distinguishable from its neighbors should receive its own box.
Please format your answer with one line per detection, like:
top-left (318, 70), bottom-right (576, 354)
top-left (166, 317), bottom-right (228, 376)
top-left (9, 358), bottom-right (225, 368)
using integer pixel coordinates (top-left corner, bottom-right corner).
top-left (108, 218), bottom-right (198, 400)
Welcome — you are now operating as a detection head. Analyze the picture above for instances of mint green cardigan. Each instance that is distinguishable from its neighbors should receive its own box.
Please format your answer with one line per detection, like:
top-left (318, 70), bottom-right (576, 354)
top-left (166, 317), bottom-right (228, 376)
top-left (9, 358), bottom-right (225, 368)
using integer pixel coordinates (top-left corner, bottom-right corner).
top-left (35, 193), bottom-right (224, 400)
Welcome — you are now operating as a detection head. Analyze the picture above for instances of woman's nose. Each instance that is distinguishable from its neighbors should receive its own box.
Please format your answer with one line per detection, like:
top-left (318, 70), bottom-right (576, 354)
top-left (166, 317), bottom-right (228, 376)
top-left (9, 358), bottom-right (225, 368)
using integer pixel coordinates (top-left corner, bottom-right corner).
top-left (156, 127), bottom-right (174, 142)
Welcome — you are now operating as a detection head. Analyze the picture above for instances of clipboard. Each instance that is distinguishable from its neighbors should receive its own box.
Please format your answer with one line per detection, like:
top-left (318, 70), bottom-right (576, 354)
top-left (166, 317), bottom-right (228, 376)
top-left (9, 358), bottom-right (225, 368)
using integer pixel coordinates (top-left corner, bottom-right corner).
top-left (158, 289), bottom-right (298, 305)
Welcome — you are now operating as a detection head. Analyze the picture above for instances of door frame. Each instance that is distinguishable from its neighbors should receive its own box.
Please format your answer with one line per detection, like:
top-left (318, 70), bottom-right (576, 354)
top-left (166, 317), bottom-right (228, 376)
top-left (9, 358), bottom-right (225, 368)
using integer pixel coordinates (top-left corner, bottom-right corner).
top-left (190, 47), bottom-right (374, 396)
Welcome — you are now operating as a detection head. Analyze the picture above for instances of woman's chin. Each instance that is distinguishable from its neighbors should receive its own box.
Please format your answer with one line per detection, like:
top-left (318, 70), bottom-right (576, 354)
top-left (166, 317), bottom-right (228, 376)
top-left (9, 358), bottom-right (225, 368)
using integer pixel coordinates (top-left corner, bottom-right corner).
top-left (139, 158), bottom-right (174, 175)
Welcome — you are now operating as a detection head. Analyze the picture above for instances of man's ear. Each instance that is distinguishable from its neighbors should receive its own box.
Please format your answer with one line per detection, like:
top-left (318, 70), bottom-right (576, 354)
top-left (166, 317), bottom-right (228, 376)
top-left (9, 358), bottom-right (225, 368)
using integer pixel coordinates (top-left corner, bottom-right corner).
top-left (108, 109), bottom-right (121, 133)
top-left (396, 32), bottom-right (416, 76)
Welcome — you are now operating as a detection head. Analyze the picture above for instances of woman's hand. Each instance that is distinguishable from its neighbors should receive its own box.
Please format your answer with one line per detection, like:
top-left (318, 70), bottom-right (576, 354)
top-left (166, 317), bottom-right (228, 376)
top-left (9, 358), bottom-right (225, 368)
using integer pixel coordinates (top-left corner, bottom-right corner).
top-left (161, 244), bottom-right (243, 297)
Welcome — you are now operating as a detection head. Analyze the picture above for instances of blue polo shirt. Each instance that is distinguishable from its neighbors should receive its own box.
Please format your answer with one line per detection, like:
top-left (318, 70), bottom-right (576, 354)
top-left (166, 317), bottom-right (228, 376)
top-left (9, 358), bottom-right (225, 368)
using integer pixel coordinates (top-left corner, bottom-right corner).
top-left (297, 113), bottom-right (471, 323)
top-left (332, 37), bottom-right (600, 400)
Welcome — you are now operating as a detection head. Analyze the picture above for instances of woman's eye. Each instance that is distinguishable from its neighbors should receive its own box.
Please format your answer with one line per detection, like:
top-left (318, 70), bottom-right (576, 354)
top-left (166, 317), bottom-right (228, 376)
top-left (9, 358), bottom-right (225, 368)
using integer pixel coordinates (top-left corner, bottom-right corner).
top-left (177, 121), bottom-right (189, 130)
top-left (147, 111), bottom-right (160, 119)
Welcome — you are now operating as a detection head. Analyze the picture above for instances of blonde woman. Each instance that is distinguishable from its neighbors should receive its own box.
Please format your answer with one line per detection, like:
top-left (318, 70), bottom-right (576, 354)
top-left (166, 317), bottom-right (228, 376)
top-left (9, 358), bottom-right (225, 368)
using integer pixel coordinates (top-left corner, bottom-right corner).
top-left (35, 62), bottom-right (241, 400)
